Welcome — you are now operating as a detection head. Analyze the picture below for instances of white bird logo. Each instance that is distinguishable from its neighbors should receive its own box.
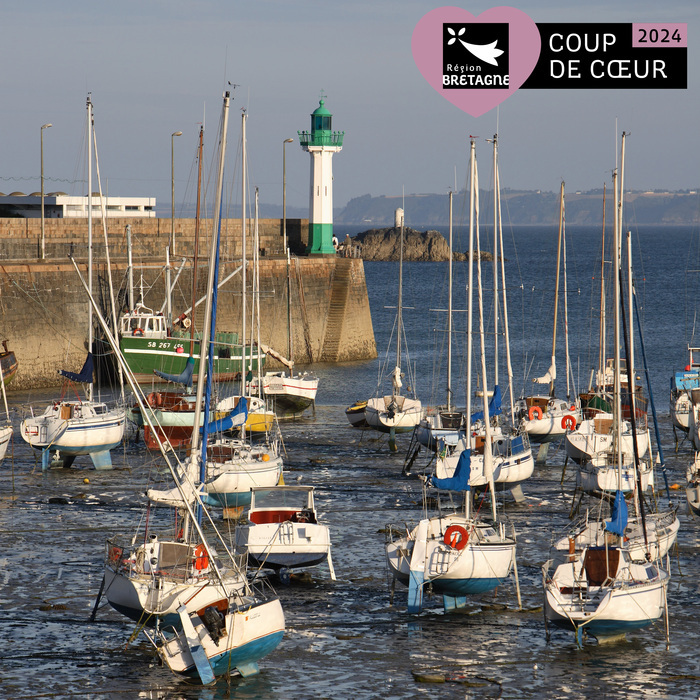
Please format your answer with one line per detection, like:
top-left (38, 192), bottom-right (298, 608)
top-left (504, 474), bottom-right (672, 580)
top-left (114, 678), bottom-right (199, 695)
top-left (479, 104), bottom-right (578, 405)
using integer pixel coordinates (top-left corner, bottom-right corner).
top-left (447, 27), bottom-right (504, 66)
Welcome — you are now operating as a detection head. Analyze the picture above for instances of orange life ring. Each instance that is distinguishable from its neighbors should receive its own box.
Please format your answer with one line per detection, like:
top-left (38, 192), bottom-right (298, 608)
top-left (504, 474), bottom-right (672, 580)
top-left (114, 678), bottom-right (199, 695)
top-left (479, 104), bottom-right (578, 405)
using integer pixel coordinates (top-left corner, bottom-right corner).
top-left (147, 392), bottom-right (158, 408)
top-left (561, 414), bottom-right (576, 431)
top-left (133, 328), bottom-right (144, 337)
top-left (528, 405), bottom-right (543, 421)
top-left (193, 544), bottom-right (209, 571)
top-left (444, 524), bottom-right (469, 551)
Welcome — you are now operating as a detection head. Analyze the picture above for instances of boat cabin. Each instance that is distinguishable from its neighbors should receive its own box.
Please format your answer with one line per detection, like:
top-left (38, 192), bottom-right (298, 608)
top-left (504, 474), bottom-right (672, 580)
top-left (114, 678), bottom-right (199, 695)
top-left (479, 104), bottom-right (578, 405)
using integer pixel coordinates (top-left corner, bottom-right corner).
top-left (120, 303), bottom-right (168, 340)
top-left (248, 486), bottom-right (317, 525)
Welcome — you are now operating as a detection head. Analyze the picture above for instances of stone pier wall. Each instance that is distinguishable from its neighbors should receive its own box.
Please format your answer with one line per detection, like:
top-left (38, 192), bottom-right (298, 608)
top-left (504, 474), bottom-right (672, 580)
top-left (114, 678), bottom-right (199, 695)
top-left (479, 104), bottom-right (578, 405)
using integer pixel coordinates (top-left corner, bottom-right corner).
top-left (0, 217), bottom-right (377, 390)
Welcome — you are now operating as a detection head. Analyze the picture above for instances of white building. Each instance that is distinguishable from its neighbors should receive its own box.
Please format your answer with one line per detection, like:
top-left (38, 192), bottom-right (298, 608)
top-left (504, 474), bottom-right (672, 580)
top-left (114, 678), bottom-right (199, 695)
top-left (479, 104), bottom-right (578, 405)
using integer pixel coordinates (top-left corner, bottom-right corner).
top-left (0, 193), bottom-right (156, 218)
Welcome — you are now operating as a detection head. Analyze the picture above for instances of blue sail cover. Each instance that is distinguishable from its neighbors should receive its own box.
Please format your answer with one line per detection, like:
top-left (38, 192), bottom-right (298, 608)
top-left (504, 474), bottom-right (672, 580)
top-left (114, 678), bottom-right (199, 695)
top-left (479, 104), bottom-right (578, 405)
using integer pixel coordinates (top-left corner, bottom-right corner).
top-left (59, 353), bottom-right (94, 383)
top-left (604, 490), bottom-right (629, 537)
top-left (203, 397), bottom-right (248, 434)
top-left (471, 384), bottom-right (502, 423)
top-left (154, 356), bottom-right (195, 387)
top-left (429, 449), bottom-right (471, 491)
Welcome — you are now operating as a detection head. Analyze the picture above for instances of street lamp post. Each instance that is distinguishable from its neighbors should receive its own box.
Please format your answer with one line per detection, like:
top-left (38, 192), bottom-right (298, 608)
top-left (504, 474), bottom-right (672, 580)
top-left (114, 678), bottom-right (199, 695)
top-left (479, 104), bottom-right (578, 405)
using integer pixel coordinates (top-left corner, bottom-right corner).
top-left (40, 123), bottom-right (52, 259)
top-left (171, 130), bottom-right (182, 255)
top-left (283, 138), bottom-right (294, 253)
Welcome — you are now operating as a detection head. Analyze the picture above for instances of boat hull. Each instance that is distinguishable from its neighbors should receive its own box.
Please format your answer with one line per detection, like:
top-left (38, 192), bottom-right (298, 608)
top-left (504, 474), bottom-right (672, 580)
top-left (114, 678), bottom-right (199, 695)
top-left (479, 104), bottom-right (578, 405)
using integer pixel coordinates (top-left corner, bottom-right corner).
top-left (543, 554), bottom-right (669, 638)
top-left (156, 598), bottom-right (285, 680)
top-left (0, 349), bottom-right (18, 385)
top-left (386, 515), bottom-right (516, 602)
top-left (202, 447), bottom-right (283, 508)
top-left (21, 401), bottom-right (125, 461)
top-left (0, 424), bottom-right (12, 461)
top-left (364, 396), bottom-right (423, 433)
top-left (253, 372), bottom-right (318, 417)
top-left (119, 334), bottom-right (264, 384)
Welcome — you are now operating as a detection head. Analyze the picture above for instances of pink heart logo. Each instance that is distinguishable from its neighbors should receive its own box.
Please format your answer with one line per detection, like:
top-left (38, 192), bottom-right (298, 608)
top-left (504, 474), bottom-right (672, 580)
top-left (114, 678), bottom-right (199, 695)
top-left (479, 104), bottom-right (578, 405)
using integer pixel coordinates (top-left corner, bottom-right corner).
top-left (412, 6), bottom-right (541, 117)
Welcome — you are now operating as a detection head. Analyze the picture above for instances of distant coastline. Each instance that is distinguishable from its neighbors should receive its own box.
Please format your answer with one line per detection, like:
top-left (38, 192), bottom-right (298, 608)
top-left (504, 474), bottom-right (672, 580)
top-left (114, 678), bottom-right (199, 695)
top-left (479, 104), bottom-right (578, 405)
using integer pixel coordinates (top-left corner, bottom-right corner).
top-left (159, 188), bottom-right (700, 226)
top-left (335, 189), bottom-right (700, 227)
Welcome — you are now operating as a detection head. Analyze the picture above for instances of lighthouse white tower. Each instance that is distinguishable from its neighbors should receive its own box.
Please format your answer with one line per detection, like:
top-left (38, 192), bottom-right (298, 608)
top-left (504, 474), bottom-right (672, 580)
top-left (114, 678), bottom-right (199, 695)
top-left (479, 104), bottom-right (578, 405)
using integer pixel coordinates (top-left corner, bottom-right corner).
top-left (298, 98), bottom-right (344, 255)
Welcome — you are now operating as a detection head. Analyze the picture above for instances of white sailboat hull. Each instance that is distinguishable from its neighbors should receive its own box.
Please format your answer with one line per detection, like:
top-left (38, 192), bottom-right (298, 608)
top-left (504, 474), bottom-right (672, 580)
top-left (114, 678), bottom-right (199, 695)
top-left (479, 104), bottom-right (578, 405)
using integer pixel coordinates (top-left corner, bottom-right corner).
top-left (386, 514), bottom-right (515, 598)
top-left (436, 433), bottom-right (534, 488)
top-left (0, 424), bottom-right (12, 461)
top-left (104, 537), bottom-right (247, 626)
top-left (202, 440), bottom-right (283, 508)
top-left (252, 372), bottom-right (318, 415)
top-left (577, 458), bottom-right (654, 494)
top-left (154, 597), bottom-right (285, 680)
top-left (670, 390), bottom-right (692, 432)
top-left (519, 405), bottom-right (580, 443)
top-left (415, 411), bottom-right (463, 450)
top-left (236, 521), bottom-right (332, 571)
top-left (364, 395), bottom-right (423, 433)
top-left (543, 550), bottom-right (669, 638)
top-left (21, 401), bottom-right (125, 464)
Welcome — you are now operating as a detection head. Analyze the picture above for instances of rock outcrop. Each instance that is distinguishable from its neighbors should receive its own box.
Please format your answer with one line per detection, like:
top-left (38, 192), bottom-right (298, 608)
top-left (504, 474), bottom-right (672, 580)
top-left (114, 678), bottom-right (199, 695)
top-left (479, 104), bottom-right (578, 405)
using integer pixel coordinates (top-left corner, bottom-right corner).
top-left (351, 227), bottom-right (494, 262)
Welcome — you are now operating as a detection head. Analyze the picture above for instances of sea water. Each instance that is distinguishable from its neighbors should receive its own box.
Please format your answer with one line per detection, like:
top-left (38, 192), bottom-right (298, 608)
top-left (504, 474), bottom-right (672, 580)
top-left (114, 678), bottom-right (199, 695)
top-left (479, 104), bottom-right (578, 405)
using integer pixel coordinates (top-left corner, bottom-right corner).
top-left (0, 224), bottom-right (699, 699)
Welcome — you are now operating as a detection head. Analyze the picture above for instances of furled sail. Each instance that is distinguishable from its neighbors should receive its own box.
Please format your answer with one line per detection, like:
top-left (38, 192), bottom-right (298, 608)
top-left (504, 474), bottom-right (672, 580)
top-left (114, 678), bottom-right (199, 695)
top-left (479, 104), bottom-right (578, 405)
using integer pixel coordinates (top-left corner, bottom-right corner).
top-left (604, 490), bottom-right (629, 537)
top-left (533, 356), bottom-right (556, 384)
top-left (59, 353), bottom-right (94, 383)
top-left (203, 397), bottom-right (248, 434)
top-left (471, 384), bottom-right (502, 423)
top-left (154, 356), bottom-right (195, 387)
top-left (429, 449), bottom-right (471, 491)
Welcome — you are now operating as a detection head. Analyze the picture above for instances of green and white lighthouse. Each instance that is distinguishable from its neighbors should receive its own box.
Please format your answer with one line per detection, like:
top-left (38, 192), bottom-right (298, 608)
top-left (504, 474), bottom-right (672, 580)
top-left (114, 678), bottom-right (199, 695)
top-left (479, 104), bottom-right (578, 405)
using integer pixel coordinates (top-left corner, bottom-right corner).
top-left (298, 98), bottom-right (344, 255)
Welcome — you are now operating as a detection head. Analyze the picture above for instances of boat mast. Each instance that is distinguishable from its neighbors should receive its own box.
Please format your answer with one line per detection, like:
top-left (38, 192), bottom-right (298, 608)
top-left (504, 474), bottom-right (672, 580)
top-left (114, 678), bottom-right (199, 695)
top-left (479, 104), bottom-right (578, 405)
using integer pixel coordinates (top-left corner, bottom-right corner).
top-left (447, 189), bottom-right (453, 411)
top-left (254, 188), bottom-right (262, 388)
top-left (491, 135), bottom-right (499, 390)
top-left (550, 181), bottom-right (564, 398)
top-left (190, 125), bottom-right (204, 358)
top-left (465, 140), bottom-right (475, 437)
top-left (191, 91), bottom-right (230, 461)
top-left (464, 139), bottom-right (476, 520)
top-left (240, 111), bottom-right (247, 398)
top-left (613, 152), bottom-right (622, 498)
top-left (475, 153), bottom-right (498, 520)
top-left (598, 185), bottom-right (607, 390)
top-left (87, 95), bottom-right (94, 402)
top-left (496, 157), bottom-right (515, 421)
top-left (396, 206), bottom-right (404, 391)
top-left (562, 195), bottom-right (573, 400)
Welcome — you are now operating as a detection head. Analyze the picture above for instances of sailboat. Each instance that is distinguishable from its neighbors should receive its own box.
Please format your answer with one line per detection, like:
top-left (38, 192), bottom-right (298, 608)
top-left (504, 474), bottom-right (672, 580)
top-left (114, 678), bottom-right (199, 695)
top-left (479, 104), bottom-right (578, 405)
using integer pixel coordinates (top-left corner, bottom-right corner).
top-left (565, 183), bottom-right (650, 470)
top-left (0, 343), bottom-right (13, 462)
top-left (572, 149), bottom-right (653, 495)
top-left (432, 136), bottom-right (534, 493)
top-left (386, 140), bottom-right (517, 613)
top-left (543, 134), bottom-right (670, 644)
top-left (128, 126), bottom-right (223, 451)
top-left (415, 189), bottom-right (465, 451)
top-left (363, 208), bottom-right (423, 444)
top-left (515, 182), bottom-right (580, 443)
top-left (21, 96), bottom-right (126, 470)
top-left (235, 484), bottom-right (335, 579)
top-left (91, 92), bottom-right (284, 683)
top-left (154, 111), bottom-right (283, 513)
top-left (251, 248), bottom-right (319, 418)
top-left (669, 347), bottom-right (700, 445)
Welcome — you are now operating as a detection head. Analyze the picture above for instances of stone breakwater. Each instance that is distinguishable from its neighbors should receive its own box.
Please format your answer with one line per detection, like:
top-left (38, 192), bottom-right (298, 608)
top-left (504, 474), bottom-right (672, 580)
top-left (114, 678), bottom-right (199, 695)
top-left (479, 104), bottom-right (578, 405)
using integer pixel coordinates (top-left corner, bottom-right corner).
top-left (0, 217), bottom-right (376, 390)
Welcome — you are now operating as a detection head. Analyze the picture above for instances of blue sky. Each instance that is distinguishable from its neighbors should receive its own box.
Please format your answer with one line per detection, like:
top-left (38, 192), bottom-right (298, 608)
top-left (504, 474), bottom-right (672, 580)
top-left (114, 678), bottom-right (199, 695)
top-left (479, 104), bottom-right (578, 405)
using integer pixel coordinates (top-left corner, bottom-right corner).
top-left (2, 1), bottom-right (697, 214)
